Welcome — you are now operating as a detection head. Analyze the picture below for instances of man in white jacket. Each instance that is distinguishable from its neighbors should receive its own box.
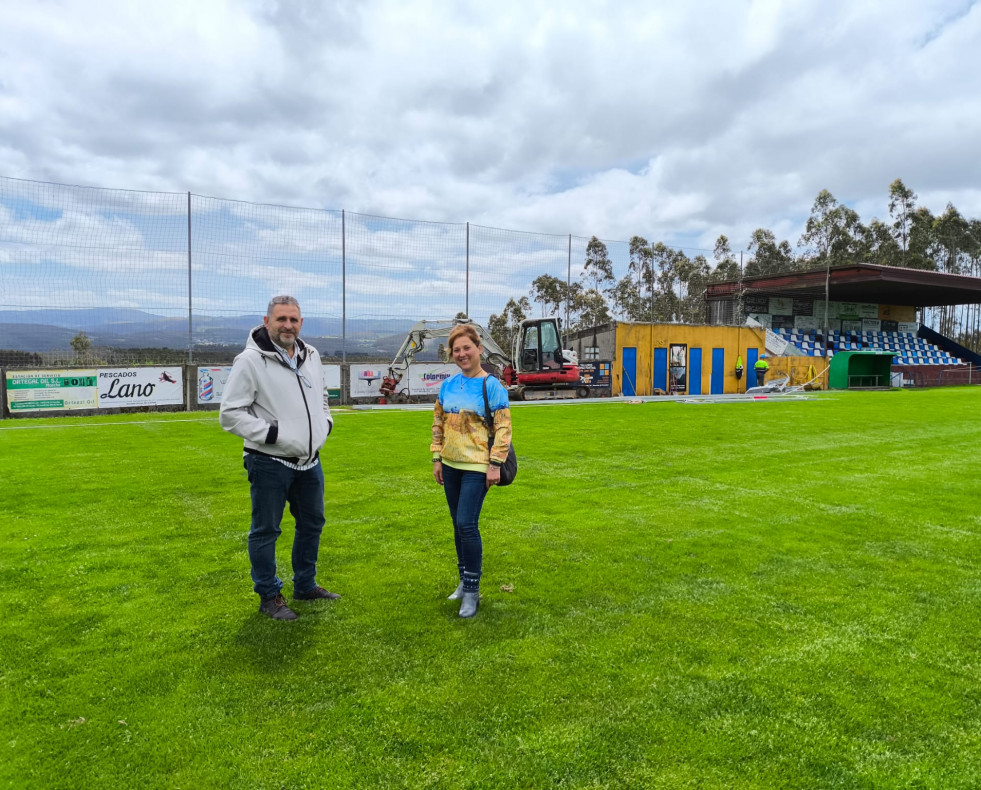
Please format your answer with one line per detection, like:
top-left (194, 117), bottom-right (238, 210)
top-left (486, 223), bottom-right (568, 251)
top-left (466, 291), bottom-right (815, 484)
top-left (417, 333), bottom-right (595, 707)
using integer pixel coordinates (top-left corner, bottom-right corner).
top-left (220, 295), bottom-right (337, 620)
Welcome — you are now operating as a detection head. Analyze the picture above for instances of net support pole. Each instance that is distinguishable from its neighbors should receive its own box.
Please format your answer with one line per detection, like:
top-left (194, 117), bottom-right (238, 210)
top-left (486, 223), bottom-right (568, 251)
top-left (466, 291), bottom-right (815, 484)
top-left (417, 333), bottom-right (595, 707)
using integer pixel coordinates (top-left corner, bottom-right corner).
top-left (824, 259), bottom-right (831, 366)
top-left (342, 209), bottom-right (347, 364)
top-left (564, 235), bottom-right (572, 346)
top-left (465, 222), bottom-right (470, 318)
top-left (187, 191), bottom-right (193, 365)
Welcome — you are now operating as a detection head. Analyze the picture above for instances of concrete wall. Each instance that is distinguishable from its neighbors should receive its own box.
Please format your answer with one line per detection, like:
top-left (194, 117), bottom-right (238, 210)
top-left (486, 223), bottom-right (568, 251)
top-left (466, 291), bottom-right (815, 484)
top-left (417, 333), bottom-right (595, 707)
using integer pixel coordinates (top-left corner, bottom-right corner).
top-left (565, 322), bottom-right (616, 362)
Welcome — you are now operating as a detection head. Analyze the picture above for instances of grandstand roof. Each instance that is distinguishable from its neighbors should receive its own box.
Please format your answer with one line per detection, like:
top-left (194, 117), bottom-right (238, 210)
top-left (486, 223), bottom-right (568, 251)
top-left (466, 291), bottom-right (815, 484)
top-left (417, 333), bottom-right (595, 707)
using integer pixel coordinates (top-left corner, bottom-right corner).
top-left (705, 263), bottom-right (981, 307)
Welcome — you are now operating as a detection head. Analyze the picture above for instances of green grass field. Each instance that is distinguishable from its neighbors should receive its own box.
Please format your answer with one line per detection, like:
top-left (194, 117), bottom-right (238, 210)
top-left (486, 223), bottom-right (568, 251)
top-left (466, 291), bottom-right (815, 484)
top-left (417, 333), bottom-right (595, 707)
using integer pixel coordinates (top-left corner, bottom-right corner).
top-left (2, 389), bottom-right (980, 789)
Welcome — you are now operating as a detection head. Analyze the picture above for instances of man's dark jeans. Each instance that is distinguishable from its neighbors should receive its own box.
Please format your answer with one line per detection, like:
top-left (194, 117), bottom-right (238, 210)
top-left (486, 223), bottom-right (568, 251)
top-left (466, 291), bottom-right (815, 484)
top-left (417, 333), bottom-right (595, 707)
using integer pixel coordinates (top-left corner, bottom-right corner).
top-left (441, 464), bottom-right (488, 590)
top-left (244, 453), bottom-right (325, 599)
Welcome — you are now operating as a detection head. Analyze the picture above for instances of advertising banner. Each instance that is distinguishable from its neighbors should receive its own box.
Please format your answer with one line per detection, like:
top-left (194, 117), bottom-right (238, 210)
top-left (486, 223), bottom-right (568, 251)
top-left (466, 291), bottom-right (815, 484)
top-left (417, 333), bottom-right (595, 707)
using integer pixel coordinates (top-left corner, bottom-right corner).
top-left (897, 322), bottom-right (918, 334)
top-left (841, 320), bottom-right (863, 332)
top-left (196, 364), bottom-right (341, 404)
top-left (858, 303), bottom-right (880, 319)
top-left (879, 304), bottom-right (916, 321)
top-left (792, 298), bottom-right (813, 316)
top-left (406, 364), bottom-right (457, 396)
top-left (795, 315), bottom-right (818, 331)
top-left (765, 329), bottom-right (790, 356)
top-left (350, 364), bottom-right (386, 398)
top-left (98, 367), bottom-right (184, 408)
top-left (5, 369), bottom-right (99, 412)
top-left (862, 319), bottom-right (882, 332)
top-left (838, 302), bottom-right (860, 319)
top-left (196, 366), bottom-right (232, 404)
top-left (579, 361), bottom-right (612, 389)
top-left (769, 297), bottom-right (793, 315)
top-left (324, 365), bottom-right (341, 399)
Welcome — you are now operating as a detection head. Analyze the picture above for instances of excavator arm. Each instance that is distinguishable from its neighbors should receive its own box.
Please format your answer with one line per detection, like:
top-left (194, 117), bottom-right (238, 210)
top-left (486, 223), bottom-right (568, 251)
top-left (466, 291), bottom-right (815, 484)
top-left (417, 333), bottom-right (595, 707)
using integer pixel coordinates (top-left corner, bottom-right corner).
top-left (379, 319), bottom-right (511, 398)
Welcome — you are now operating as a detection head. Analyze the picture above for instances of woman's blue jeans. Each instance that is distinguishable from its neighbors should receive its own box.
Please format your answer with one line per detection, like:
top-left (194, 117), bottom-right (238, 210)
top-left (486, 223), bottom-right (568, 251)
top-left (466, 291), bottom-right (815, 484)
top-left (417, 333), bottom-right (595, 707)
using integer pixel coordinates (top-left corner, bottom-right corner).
top-left (244, 453), bottom-right (325, 599)
top-left (441, 464), bottom-right (488, 592)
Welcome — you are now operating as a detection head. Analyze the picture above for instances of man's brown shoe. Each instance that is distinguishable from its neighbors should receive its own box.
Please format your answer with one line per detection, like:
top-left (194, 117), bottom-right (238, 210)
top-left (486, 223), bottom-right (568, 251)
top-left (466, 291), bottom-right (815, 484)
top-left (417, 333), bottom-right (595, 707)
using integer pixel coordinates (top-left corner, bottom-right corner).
top-left (294, 585), bottom-right (341, 601)
top-left (259, 593), bottom-right (298, 620)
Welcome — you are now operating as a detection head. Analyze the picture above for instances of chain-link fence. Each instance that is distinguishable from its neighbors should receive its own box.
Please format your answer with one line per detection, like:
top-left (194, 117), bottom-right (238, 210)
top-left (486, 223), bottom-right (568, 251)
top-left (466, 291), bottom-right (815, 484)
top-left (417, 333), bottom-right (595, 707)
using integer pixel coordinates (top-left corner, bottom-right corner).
top-left (0, 175), bottom-right (730, 366)
top-left (3, 175), bottom-right (980, 369)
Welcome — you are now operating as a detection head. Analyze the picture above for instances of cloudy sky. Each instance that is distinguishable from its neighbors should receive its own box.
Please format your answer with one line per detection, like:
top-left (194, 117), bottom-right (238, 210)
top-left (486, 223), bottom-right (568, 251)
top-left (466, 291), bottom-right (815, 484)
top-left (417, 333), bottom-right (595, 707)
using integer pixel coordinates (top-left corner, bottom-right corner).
top-left (3, 0), bottom-right (980, 257)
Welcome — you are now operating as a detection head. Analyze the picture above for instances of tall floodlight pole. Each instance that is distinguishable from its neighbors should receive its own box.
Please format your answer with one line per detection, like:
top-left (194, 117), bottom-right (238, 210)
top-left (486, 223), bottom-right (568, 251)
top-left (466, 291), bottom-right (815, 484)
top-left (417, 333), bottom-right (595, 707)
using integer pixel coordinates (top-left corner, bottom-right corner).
top-left (737, 252), bottom-right (744, 325)
top-left (187, 191), bottom-right (193, 365)
top-left (341, 210), bottom-right (346, 364)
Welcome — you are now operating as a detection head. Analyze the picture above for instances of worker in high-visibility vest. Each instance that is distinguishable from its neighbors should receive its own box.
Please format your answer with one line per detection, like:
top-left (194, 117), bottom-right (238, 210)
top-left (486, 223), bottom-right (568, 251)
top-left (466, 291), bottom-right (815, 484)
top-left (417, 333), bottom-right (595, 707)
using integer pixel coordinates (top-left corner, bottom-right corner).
top-left (754, 354), bottom-right (769, 387)
top-left (735, 356), bottom-right (744, 381)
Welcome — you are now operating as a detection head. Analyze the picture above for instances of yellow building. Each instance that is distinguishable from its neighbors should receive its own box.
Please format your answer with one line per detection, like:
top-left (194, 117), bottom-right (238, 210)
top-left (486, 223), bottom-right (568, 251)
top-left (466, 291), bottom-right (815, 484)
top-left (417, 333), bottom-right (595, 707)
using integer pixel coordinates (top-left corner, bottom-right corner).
top-left (613, 322), bottom-right (826, 395)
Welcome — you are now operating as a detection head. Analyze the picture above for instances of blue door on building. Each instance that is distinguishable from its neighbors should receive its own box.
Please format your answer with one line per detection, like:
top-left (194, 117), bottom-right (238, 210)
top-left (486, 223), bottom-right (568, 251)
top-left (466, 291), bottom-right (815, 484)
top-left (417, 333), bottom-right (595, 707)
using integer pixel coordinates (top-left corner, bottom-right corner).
top-left (746, 348), bottom-right (759, 392)
top-left (711, 348), bottom-right (725, 394)
top-left (689, 348), bottom-right (702, 395)
top-left (622, 347), bottom-right (637, 396)
top-left (653, 347), bottom-right (668, 392)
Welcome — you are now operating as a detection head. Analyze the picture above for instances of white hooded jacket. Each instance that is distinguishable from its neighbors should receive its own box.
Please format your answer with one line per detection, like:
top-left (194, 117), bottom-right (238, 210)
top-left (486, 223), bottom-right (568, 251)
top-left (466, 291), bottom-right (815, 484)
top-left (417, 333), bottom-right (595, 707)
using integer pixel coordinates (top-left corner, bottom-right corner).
top-left (219, 326), bottom-right (333, 465)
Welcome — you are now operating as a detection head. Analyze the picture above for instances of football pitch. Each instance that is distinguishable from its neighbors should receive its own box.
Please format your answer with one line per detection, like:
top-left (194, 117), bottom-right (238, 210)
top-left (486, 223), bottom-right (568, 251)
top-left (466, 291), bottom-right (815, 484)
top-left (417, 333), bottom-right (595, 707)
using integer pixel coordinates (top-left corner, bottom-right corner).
top-left (2, 389), bottom-right (980, 789)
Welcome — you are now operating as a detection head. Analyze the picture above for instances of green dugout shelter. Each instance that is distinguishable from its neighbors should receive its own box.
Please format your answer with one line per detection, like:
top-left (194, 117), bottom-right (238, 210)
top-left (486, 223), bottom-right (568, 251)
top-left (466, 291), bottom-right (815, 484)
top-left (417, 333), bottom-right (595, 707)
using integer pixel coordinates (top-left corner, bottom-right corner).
top-left (828, 351), bottom-right (894, 389)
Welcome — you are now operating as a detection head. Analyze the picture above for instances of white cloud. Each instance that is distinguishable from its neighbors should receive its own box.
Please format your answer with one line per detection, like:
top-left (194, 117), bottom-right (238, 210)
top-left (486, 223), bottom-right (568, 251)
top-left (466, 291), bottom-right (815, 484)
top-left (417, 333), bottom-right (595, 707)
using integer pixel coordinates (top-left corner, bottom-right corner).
top-left (2, 0), bottom-right (981, 316)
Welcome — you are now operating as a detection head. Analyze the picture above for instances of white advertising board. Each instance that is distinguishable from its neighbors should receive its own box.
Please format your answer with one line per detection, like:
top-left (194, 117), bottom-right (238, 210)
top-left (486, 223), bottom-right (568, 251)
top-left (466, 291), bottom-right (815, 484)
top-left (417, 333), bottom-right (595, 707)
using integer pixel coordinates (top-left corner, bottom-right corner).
top-left (98, 367), bottom-right (184, 408)
top-left (897, 322), bottom-right (918, 334)
top-left (196, 366), bottom-right (232, 404)
top-left (764, 329), bottom-right (789, 356)
top-left (862, 319), bottom-right (882, 332)
top-left (5, 369), bottom-right (99, 413)
top-left (324, 364), bottom-right (341, 391)
top-left (747, 313), bottom-right (772, 328)
top-left (350, 364), bottom-right (386, 398)
top-left (196, 364), bottom-right (341, 404)
top-left (406, 364), bottom-right (457, 395)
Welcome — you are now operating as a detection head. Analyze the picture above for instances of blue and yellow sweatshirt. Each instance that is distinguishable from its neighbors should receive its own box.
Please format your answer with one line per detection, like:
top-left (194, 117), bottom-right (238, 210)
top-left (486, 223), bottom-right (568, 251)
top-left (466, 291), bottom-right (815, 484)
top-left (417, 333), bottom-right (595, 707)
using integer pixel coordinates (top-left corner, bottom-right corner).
top-left (431, 373), bottom-right (512, 472)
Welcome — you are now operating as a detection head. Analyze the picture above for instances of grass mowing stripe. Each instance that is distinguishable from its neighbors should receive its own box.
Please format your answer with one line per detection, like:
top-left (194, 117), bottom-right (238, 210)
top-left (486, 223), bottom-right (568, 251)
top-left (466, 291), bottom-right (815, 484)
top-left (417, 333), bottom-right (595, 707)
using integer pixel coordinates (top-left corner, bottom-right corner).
top-left (1, 388), bottom-right (980, 788)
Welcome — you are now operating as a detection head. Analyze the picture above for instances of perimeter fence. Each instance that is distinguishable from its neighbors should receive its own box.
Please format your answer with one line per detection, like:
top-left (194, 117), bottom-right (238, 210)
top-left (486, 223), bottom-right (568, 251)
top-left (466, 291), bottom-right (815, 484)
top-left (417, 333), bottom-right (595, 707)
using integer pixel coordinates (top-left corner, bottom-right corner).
top-left (5, 175), bottom-right (980, 372)
top-left (0, 176), bottom-right (732, 367)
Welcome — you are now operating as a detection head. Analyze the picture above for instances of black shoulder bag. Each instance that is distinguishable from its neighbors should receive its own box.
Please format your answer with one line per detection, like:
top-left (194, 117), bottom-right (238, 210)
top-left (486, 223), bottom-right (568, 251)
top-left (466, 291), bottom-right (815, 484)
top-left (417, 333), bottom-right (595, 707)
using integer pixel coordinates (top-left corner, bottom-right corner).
top-left (482, 377), bottom-right (517, 487)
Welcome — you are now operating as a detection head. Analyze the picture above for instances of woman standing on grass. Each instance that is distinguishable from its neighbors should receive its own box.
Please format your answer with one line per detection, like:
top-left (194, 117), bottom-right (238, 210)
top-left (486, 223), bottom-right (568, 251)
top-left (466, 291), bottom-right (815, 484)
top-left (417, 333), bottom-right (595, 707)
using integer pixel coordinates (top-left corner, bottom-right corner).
top-left (431, 323), bottom-right (513, 618)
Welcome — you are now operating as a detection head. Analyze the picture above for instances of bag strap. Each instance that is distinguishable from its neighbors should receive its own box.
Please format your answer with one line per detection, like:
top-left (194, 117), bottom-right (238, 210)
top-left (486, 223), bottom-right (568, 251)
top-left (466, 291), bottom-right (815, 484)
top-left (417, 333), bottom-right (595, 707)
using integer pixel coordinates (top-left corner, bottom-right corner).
top-left (481, 376), bottom-right (496, 441)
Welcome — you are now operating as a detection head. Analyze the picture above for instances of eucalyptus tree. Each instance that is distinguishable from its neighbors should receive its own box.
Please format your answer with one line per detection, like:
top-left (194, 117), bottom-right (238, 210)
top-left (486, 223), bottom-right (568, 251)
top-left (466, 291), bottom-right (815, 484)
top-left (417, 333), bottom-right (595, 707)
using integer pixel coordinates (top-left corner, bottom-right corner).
top-left (583, 236), bottom-right (615, 293)
top-left (628, 236), bottom-right (655, 319)
top-left (856, 219), bottom-right (901, 266)
top-left (529, 273), bottom-right (566, 317)
top-left (568, 286), bottom-right (611, 331)
top-left (675, 253), bottom-right (711, 323)
top-left (907, 206), bottom-right (939, 271)
top-left (799, 189), bottom-right (862, 270)
top-left (487, 297), bottom-right (530, 352)
top-left (745, 228), bottom-right (795, 276)
top-left (888, 178), bottom-right (917, 266)
top-left (932, 204), bottom-right (973, 336)
top-left (651, 242), bottom-right (683, 322)
top-left (710, 235), bottom-right (740, 283)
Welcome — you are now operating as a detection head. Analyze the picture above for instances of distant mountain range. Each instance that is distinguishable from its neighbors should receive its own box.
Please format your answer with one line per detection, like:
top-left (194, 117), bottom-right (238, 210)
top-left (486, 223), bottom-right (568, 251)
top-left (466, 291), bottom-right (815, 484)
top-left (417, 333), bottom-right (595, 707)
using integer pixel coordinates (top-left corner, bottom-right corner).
top-left (0, 309), bottom-right (429, 358)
